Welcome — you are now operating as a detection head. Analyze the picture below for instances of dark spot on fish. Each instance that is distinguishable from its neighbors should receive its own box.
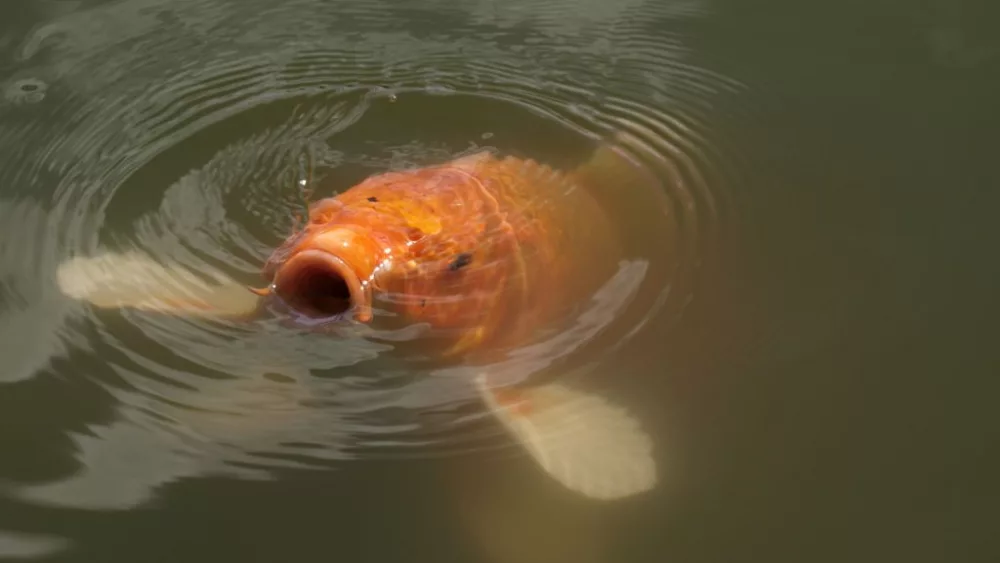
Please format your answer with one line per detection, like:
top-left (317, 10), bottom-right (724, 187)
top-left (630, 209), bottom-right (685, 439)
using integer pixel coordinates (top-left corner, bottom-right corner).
top-left (449, 252), bottom-right (473, 271)
top-left (421, 298), bottom-right (427, 308)
top-left (367, 196), bottom-right (378, 202)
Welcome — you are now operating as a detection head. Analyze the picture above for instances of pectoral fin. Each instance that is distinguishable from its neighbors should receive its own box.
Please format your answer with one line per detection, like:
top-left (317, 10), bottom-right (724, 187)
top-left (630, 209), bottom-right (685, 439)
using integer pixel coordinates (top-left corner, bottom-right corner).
top-left (56, 252), bottom-right (261, 318)
top-left (474, 373), bottom-right (656, 500)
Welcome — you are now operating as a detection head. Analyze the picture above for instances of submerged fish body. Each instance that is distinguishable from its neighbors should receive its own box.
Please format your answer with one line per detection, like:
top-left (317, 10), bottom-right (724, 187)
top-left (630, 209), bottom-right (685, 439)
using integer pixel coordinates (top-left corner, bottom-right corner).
top-left (261, 151), bottom-right (621, 358)
top-left (56, 134), bottom-right (661, 501)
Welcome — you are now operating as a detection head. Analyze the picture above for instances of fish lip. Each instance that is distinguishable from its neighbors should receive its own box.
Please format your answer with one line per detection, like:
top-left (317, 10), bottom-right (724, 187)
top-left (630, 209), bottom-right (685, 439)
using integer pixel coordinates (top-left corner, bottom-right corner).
top-left (272, 249), bottom-right (373, 323)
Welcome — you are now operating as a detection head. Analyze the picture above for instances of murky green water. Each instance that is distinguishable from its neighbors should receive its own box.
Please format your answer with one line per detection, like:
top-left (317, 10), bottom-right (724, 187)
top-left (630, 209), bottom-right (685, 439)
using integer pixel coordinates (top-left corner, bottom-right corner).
top-left (1, 0), bottom-right (997, 561)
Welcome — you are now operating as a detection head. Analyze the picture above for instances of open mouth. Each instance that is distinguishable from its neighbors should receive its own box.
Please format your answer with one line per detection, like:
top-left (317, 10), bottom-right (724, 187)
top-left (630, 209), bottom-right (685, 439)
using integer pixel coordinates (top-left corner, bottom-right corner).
top-left (271, 249), bottom-right (371, 322)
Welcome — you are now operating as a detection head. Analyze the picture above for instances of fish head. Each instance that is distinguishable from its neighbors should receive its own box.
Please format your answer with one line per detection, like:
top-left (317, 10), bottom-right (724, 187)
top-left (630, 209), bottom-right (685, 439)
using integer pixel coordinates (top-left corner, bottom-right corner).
top-left (259, 163), bottom-right (475, 331)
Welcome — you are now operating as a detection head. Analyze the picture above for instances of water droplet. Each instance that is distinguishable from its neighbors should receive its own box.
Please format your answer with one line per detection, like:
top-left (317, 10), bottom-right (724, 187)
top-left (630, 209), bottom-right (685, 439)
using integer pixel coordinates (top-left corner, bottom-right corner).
top-left (370, 86), bottom-right (399, 102)
top-left (481, 132), bottom-right (494, 140)
top-left (4, 78), bottom-right (48, 104)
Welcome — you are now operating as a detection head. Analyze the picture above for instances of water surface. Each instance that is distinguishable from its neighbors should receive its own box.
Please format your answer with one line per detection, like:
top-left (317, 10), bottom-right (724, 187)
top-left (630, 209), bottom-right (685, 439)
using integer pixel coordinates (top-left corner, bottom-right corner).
top-left (1, 0), bottom-right (997, 562)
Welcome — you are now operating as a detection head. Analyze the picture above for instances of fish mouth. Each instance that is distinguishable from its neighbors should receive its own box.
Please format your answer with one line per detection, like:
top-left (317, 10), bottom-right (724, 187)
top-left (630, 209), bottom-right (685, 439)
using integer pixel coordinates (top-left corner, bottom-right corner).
top-left (272, 249), bottom-right (372, 322)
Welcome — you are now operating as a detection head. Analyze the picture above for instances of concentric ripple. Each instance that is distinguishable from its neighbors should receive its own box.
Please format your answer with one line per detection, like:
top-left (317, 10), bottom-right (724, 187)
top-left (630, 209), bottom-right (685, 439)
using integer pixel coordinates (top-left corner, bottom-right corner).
top-left (0, 0), bottom-right (746, 509)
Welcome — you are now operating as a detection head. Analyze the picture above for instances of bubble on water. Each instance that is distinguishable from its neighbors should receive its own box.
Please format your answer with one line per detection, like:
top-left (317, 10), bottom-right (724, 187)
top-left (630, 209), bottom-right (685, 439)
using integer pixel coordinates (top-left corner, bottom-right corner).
top-left (4, 78), bottom-right (48, 104)
top-left (370, 85), bottom-right (399, 101)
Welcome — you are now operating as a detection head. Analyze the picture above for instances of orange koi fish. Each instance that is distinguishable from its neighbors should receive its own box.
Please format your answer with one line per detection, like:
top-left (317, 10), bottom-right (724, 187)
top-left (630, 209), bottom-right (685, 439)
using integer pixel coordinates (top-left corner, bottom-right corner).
top-left (57, 135), bottom-right (658, 500)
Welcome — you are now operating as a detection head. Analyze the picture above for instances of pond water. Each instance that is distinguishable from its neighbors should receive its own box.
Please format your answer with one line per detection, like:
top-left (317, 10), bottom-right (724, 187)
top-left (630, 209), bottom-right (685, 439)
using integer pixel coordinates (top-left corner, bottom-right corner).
top-left (0, 0), bottom-right (997, 562)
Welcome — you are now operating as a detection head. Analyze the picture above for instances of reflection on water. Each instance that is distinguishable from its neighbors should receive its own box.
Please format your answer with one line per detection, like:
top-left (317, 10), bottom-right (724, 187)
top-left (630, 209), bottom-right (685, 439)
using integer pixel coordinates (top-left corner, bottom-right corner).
top-left (0, 531), bottom-right (70, 559)
top-left (2, 0), bottom-right (996, 561)
top-left (2, 0), bottom-right (727, 548)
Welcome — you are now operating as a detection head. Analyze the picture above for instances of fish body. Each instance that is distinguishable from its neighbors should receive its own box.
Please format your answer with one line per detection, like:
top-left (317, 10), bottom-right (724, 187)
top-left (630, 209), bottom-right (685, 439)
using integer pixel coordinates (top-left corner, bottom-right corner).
top-left (56, 135), bottom-right (660, 500)
top-left (261, 151), bottom-right (619, 359)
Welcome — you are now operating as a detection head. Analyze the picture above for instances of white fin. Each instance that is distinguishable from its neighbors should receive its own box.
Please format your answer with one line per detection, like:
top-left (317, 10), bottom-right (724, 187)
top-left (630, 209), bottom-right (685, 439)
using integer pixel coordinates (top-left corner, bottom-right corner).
top-left (56, 252), bottom-right (260, 317)
top-left (474, 373), bottom-right (657, 500)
